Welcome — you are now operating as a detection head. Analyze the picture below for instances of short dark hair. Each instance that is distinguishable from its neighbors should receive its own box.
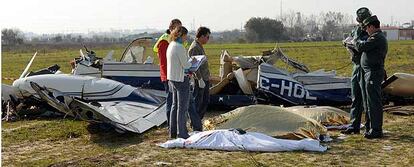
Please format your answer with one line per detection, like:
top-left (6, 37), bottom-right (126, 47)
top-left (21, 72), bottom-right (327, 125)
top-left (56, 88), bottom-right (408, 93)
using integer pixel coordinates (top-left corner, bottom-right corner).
top-left (196, 27), bottom-right (211, 38)
top-left (368, 20), bottom-right (380, 28)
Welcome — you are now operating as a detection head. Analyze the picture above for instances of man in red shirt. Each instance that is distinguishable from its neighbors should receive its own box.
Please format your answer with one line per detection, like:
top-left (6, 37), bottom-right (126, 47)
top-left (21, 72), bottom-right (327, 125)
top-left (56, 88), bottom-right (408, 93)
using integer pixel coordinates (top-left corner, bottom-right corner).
top-left (153, 19), bottom-right (182, 127)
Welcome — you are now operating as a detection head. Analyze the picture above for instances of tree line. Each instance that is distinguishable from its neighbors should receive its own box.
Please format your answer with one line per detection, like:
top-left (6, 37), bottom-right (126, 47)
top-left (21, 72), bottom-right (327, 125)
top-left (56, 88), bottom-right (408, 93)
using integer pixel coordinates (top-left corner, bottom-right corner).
top-left (1, 29), bottom-right (24, 45)
top-left (243, 11), bottom-right (353, 42)
top-left (2, 11), bottom-right (355, 45)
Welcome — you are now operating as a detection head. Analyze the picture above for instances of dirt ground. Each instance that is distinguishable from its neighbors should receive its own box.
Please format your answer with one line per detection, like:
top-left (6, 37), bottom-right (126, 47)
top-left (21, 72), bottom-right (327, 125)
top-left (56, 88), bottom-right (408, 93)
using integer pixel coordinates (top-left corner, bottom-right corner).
top-left (2, 105), bottom-right (414, 166)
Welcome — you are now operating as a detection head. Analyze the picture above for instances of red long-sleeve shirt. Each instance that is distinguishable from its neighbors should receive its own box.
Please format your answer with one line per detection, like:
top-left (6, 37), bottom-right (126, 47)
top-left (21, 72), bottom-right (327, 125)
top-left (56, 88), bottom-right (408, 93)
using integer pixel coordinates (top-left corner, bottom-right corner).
top-left (157, 40), bottom-right (169, 82)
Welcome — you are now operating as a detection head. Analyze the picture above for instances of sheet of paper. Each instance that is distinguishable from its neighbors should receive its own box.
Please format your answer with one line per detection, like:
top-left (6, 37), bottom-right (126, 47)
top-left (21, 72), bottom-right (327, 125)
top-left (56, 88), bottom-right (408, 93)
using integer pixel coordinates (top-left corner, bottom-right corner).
top-left (188, 55), bottom-right (206, 72)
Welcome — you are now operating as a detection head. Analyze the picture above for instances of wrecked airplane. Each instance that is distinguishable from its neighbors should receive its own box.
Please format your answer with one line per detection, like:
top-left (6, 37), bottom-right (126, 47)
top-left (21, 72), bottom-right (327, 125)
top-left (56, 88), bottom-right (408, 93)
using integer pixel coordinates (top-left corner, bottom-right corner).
top-left (68, 39), bottom-right (412, 108)
top-left (3, 38), bottom-right (412, 134)
top-left (210, 48), bottom-right (414, 107)
top-left (210, 48), bottom-right (352, 107)
top-left (69, 41), bottom-right (354, 107)
top-left (2, 51), bottom-right (167, 133)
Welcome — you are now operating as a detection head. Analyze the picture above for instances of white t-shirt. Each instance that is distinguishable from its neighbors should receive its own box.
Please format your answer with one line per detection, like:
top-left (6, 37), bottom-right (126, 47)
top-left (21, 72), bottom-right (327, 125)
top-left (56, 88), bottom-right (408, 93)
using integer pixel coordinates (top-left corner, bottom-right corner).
top-left (166, 41), bottom-right (192, 82)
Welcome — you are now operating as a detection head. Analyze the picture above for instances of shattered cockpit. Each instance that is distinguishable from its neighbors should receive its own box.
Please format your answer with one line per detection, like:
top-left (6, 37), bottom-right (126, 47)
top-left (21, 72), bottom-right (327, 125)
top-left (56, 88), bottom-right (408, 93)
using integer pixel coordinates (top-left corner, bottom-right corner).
top-left (72, 37), bottom-right (163, 90)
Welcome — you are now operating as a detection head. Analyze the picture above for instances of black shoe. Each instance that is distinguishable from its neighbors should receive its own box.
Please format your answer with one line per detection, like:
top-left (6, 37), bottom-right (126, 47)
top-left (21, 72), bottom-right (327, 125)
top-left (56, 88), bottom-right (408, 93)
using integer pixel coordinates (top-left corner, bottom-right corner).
top-left (340, 128), bottom-right (360, 135)
top-left (169, 132), bottom-right (177, 139)
top-left (364, 131), bottom-right (383, 139)
top-left (363, 129), bottom-right (370, 136)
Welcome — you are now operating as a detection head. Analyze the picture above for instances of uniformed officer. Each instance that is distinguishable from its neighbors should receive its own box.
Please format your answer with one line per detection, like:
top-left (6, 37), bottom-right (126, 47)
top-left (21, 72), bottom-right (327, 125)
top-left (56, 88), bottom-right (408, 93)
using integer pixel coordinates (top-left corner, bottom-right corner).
top-left (355, 15), bottom-right (388, 139)
top-left (341, 7), bottom-right (372, 135)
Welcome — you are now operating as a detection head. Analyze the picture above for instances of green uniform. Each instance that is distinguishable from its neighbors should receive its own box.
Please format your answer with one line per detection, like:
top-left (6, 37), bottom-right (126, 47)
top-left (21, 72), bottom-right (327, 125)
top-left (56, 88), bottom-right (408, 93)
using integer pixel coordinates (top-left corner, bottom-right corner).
top-left (355, 30), bottom-right (388, 133)
top-left (347, 25), bottom-right (369, 131)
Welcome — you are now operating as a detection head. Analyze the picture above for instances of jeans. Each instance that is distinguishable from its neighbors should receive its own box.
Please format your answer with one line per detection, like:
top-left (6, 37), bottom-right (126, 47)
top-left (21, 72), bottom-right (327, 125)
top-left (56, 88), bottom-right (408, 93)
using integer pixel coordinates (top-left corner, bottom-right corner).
top-left (188, 83), bottom-right (203, 131)
top-left (193, 80), bottom-right (210, 119)
top-left (169, 77), bottom-right (191, 139)
top-left (163, 81), bottom-right (173, 127)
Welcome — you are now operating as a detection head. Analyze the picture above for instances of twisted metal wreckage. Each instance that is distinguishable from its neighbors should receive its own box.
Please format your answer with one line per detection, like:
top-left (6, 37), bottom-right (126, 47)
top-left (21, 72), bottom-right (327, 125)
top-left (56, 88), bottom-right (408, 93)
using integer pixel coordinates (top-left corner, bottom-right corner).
top-left (2, 37), bottom-right (414, 134)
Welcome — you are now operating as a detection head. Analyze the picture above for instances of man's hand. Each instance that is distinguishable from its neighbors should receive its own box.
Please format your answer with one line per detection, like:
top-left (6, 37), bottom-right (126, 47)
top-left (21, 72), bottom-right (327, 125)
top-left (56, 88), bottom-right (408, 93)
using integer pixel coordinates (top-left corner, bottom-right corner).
top-left (343, 36), bottom-right (354, 47)
top-left (191, 57), bottom-right (197, 64)
top-left (198, 79), bottom-right (206, 88)
top-left (342, 40), bottom-right (347, 47)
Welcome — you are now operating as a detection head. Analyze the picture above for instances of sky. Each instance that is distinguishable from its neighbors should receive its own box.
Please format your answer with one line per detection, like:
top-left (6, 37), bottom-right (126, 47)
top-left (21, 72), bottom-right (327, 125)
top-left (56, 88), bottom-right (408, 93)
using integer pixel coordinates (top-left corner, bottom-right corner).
top-left (0, 0), bottom-right (413, 34)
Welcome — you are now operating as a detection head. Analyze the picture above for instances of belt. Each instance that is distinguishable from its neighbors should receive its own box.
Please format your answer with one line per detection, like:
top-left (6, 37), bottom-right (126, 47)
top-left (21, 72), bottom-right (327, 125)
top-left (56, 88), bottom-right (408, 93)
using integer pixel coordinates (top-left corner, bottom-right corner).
top-left (185, 72), bottom-right (193, 77)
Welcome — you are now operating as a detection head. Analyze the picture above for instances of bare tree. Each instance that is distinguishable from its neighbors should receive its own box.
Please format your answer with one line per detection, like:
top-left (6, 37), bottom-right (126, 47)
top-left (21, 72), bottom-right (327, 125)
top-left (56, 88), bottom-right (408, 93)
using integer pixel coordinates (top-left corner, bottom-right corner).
top-left (319, 11), bottom-right (352, 41)
top-left (1, 28), bottom-right (24, 45)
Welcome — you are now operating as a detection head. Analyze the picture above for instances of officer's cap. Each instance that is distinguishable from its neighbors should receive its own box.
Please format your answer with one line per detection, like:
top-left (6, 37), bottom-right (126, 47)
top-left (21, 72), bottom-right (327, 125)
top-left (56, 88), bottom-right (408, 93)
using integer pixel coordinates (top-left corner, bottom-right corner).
top-left (362, 15), bottom-right (379, 28)
top-left (356, 7), bottom-right (372, 23)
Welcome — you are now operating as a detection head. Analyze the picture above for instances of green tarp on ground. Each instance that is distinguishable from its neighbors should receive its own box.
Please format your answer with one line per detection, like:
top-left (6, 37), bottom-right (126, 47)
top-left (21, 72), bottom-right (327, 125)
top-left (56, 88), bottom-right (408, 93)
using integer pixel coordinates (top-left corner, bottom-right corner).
top-left (205, 105), bottom-right (327, 140)
top-left (285, 106), bottom-right (350, 126)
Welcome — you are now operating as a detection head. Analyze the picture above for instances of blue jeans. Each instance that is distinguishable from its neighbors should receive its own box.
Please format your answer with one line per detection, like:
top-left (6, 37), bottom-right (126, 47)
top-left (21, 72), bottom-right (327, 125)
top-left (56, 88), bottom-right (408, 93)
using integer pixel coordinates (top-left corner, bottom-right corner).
top-left (193, 80), bottom-right (210, 119)
top-left (163, 81), bottom-right (172, 127)
top-left (188, 84), bottom-right (203, 131)
top-left (169, 77), bottom-right (191, 139)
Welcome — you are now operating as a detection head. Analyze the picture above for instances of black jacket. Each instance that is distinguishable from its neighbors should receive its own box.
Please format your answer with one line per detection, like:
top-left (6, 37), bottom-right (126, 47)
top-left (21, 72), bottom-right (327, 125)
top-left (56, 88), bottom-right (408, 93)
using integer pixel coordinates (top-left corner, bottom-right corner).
top-left (355, 30), bottom-right (388, 71)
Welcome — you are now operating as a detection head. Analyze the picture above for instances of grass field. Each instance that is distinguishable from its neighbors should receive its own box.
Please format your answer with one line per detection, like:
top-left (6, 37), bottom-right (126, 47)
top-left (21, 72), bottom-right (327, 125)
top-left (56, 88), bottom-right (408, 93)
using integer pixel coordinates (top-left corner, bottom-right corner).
top-left (2, 41), bottom-right (414, 166)
top-left (3, 40), bottom-right (414, 84)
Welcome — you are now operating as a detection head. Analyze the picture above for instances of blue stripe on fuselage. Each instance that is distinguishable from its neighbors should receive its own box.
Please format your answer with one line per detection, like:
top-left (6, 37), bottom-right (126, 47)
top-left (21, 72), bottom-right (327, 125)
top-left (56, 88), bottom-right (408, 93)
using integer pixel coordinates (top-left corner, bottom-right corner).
top-left (107, 76), bottom-right (164, 90)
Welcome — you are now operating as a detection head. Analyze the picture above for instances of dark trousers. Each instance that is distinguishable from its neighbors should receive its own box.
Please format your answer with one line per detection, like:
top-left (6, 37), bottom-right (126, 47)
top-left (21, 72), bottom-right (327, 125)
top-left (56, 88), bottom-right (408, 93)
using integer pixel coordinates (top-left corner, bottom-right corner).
top-left (193, 80), bottom-right (210, 119)
top-left (169, 77), bottom-right (190, 139)
top-left (349, 64), bottom-right (368, 130)
top-left (163, 81), bottom-right (172, 127)
top-left (188, 87), bottom-right (203, 131)
top-left (362, 69), bottom-right (384, 133)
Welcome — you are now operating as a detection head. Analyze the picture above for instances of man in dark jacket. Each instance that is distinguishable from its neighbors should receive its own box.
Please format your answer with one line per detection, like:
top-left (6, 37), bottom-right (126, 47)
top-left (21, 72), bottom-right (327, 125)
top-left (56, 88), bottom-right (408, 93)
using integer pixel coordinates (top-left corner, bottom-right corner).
top-left (341, 7), bottom-right (371, 135)
top-left (188, 27), bottom-right (211, 121)
top-left (355, 15), bottom-right (388, 139)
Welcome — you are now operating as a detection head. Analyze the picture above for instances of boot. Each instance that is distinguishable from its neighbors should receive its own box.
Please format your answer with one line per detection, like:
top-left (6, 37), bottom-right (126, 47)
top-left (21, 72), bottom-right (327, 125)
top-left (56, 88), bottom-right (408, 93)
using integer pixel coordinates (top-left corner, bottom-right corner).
top-left (364, 130), bottom-right (383, 139)
top-left (340, 128), bottom-right (360, 135)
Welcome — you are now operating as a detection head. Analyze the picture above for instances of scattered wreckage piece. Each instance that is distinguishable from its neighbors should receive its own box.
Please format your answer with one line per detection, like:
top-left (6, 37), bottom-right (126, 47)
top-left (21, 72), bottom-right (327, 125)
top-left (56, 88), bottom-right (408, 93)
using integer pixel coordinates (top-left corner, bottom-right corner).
top-left (383, 105), bottom-right (414, 116)
top-left (159, 129), bottom-right (327, 152)
top-left (65, 98), bottom-right (166, 133)
top-left (208, 49), bottom-right (280, 107)
top-left (265, 46), bottom-right (310, 73)
top-left (1, 84), bottom-right (19, 121)
top-left (382, 73), bottom-right (414, 105)
top-left (382, 73), bottom-right (414, 96)
top-left (204, 105), bottom-right (328, 140)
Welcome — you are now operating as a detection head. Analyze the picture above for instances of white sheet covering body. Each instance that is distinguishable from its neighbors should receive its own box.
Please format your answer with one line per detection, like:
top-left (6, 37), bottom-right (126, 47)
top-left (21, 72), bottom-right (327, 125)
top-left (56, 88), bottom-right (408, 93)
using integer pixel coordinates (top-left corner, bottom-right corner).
top-left (159, 130), bottom-right (327, 152)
